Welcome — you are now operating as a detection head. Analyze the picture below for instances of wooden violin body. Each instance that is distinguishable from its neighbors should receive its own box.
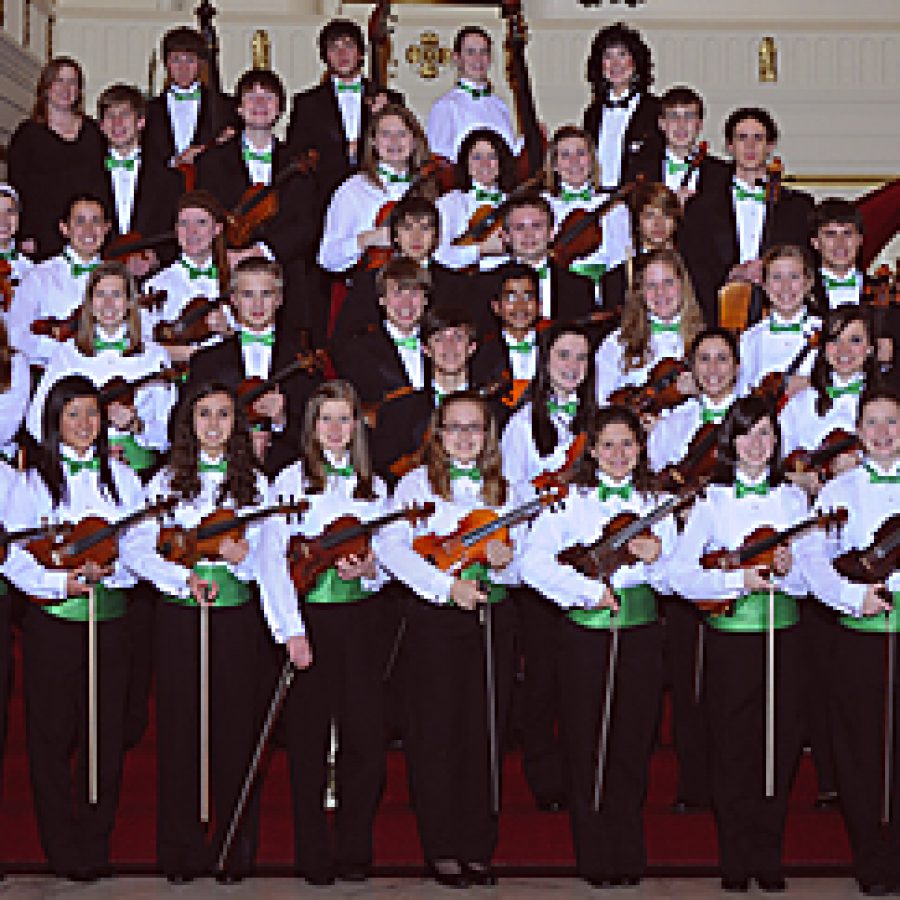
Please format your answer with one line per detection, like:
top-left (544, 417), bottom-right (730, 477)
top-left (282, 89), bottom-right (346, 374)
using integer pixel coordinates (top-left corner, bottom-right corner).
top-left (657, 422), bottom-right (720, 492)
top-left (99, 364), bottom-right (188, 409)
top-left (558, 511), bottom-right (649, 580)
top-left (31, 311), bottom-right (79, 342)
top-left (237, 350), bottom-right (328, 426)
top-left (152, 295), bottom-right (225, 345)
top-left (834, 513), bottom-right (900, 585)
top-left (781, 428), bottom-right (860, 480)
top-left (532, 432), bottom-right (586, 493)
top-left (413, 508), bottom-right (509, 573)
top-left (0, 259), bottom-right (17, 312)
top-left (608, 357), bottom-right (689, 415)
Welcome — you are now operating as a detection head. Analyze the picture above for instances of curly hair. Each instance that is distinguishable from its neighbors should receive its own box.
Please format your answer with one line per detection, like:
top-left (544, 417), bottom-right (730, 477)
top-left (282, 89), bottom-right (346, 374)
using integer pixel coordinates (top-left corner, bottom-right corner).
top-left (585, 23), bottom-right (654, 96)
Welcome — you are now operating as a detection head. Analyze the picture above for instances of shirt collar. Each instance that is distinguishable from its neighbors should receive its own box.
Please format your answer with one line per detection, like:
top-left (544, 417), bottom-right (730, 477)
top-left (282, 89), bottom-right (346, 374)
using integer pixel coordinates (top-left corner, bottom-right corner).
top-left (109, 146), bottom-right (141, 163)
top-left (63, 246), bottom-right (101, 267)
top-left (701, 392), bottom-right (735, 415)
top-left (459, 77), bottom-right (488, 93)
top-left (61, 443), bottom-right (95, 462)
top-left (324, 448), bottom-right (351, 470)
top-left (242, 134), bottom-right (273, 155)
top-left (735, 467), bottom-right (770, 488)
top-left (864, 458), bottom-right (900, 479)
top-left (95, 322), bottom-right (128, 342)
top-left (385, 320), bottom-right (420, 344)
top-left (832, 371), bottom-right (864, 389)
top-left (503, 328), bottom-right (536, 347)
top-left (598, 471), bottom-right (632, 491)
top-left (181, 253), bottom-right (214, 270)
top-left (199, 450), bottom-right (226, 469)
top-left (770, 308), bottom-right (807, 328)
top-left (332, 74), bottom-right (363, 89)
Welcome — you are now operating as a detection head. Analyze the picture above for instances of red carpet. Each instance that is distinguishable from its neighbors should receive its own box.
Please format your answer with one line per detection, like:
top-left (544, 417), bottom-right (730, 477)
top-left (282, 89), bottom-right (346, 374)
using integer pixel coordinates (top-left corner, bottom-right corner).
top-left (0, 626), bottom-right (851, 875)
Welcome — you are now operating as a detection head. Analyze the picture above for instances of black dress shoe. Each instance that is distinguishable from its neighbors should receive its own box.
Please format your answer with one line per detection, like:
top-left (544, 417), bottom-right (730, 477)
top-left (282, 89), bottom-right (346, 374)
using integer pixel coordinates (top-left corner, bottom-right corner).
top-left (720, 877), bottom-right (750, 892)
top-left (303, 870), bottom-right (336, 887)
top-left (464, 863), bottom-right (498, 886)
top-left (584, 875), bottom-right (612, 888)
top-left (336, 863), bottom-right (370, 882)
top-left (166, 873), bottom-right (195, 885)
top-left (814, 790), bottom-right (839, 810)
top-left (427, 861), bottom-right (469, 889)
top-left (608, 876), bottom-right (641, 887)
top-left (856, 879), bottom-right (890, 896)
top-left (756, 876), bottom-right (787, 892)
top-left (215, 871), bottom-right (244, 885)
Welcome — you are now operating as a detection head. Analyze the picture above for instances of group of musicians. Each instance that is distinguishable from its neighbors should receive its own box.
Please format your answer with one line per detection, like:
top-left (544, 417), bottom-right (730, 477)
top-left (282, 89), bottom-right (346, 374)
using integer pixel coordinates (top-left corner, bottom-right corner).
top-left (0, 14), bottom-right (898, 896)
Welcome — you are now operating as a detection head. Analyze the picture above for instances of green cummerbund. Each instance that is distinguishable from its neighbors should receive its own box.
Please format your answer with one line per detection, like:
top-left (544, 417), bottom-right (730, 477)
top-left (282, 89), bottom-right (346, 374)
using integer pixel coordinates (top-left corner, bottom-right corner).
top-left (567, 584), bottom-right (657, 630)
top-left (840, 593), bottom-right (900, 633)
top-left (0, 577), bottom-right (7, 598)
top-left (164, 563), bottom-right (251, 609)
top-left (109, 433), bottom-right (156, 472)
top-left (42, 583), bottom-right (127, 622)
top-left (444, 561), bottom-right (506, 607)
top-left (707, 590), bottom-right (799, 633)
top-left (569, 262), bottom-right (607, 285)
top-left (306, 567), bottom-right (372, 604)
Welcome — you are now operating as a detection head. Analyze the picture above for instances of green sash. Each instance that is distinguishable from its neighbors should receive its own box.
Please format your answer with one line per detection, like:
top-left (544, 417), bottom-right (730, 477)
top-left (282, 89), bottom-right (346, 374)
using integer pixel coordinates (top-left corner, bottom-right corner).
top-left (569, 262), bottom-right (607, 285)
top-left (306, 567), bottom-right (372, 604)
top-left (163, 563), bottom-right (251, 609)
top-left (42, 583), bottom-right (127, 622)
top-left (109, 433), bottom-right (156, 472)
top-left (567, 583), bottom-right (657, 630)
top-left (707, 590), bottom-right (799, 633)
top-left (840, 593), bottom-right (900, 633)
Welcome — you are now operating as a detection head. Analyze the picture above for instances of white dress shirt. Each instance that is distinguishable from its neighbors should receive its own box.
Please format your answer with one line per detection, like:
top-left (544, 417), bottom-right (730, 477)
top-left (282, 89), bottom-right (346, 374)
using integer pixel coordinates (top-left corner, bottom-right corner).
top-left (332, 75), bottom-right (363, 143)
top-left (596, 91), bottom-right (640, 189)
top-left (166, 82), bottom-right (201, 156)
top-left (384, 320), bottom-right (425, 390)
top-left (107, 148), bottom-right (141, 234)
top-left (732, 178), bottom-right (766, 263)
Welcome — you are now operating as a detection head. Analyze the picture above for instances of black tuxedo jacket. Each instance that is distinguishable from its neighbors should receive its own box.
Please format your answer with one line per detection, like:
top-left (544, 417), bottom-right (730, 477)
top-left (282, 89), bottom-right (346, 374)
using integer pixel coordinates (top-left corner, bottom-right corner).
top-left (679, 173), bottom-right (814, 324)
top-left (632, 147), bottom-right (732, 206)
top-left (286, 77), bottom-right (404, 208)
top-left (583, 93), bottom-right (664, 188)
top-left (185, 324), bottom-right (321, 475)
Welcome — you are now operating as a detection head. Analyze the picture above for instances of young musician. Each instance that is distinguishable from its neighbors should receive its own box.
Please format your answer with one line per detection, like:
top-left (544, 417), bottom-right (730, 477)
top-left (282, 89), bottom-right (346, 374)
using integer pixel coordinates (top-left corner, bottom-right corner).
top-left (128, 382), bottom-right (269, 882)
top-left (522, 405), bottom-right (676, 887)
top-left (0, 320), bottom-right (29, 465)
top-left (582, 24), bottom-right (663, 190)
top-left (330, 256), bottom-right (429, 405)
top-left (669, 396), bottom-right (813, 892)
top-left (9, 194), bottom-right (109, 367)
top-left (0, 457), bottom-right (20, 790)
top-left (736, 244), bottom-right (821, 398)
top-left (801, 388), bottom-right (900, 896)
top-left (319, 104), bottom-right (430, 275)
top-left (426, 26), bottom-right (522, 163)
top-left (186, 257), bottom-right (321, 474)
top-left (7, 57), bottom-right (107, 260)
top-left (632, 181), bottom-right (682, 254)
top-left (374, 392), bottom-right (519, 887)
top-left (0, 184), bottom-right (36, 322)
top-left (679, 107), bottom-right (814, 324)
top-left (2, 376), bottom-right (145, 879)
top-left (594, 248), bottom-right (703, 405)
top-left (434, 128), bottom-right (513, 270)
top-left (286, 19), bottom-right (400, 205)
top-left (97, 83), bottom-right (181, 279)
top-left (502, 324), bottom-right (597, 811)
top-left (26, 261), bottom-right (175, 476)
top-left (258, 380), bottom-right (388, 884)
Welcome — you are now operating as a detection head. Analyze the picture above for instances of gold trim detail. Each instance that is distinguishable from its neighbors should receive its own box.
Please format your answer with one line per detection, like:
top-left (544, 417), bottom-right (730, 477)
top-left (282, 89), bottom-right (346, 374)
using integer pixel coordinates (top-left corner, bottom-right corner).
top-left (405, 31), bottom-right (452, 80)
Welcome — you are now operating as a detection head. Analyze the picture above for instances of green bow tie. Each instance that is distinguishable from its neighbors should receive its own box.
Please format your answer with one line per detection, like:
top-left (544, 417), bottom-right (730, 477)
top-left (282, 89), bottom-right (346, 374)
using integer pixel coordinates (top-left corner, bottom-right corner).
top-left (823, 274), bottom-right (859, 290)
top-left (666, 158), bottom-right (690, 175)
top-left (865, 463), bottom-right (900, 484)
top-left (198, 458), bottom-right (228, 474)
top-left (378, 166), bottom-right (411, 185)
top-left (535, 264), bottom-right (549, 280)
top-left (336, 81), bottom-right (363, 94)
top-left (561, 188), bottom-right (592, 202)
top-left (598, 482), bottom-right (632, 502)
top-left (65, 251), bottom-right (98, 278)
top-left (393, 334), bottom-right (419, 350)
top-left (733, 183), bottom-right (766, 203)
top-left (508, 340), bottom-right (533, 353)
top-left (474, 187), bottom-right (502, 203)
top-left (240, 330), bottom-right (275, 347)
top-left (64, 455), bottom-right (100, 475)
top-left (243, 146), bottom-right (272, 164)
top-left (94, 337), bottom-right (128, 353)
top-left (171, 88), bottom-right (201, 101)
top-left (548, 399), bottom-right (577, 417)
top-left (735, 479), bottom-right (770, 499)
top-left (826, 380), bottom-right (864, 399)
top-left (701, 405), bottom-right (728, 424)
top-left (0, 248), bottom-right (19, 261)
top-left (325, 461), bottom-right (354, 477)
top-left (449, 463), bottom-right (482, 481)
top-left (458, 82), bottom-right (490, 99)
top-left (105, 155), bottom-right (137, 172)
top-left (769, 317), bottom-right (804, 334)
top-left (650, 319), bottom-right (680, 334)
top-left (180, 259), bottom-right (218, 281)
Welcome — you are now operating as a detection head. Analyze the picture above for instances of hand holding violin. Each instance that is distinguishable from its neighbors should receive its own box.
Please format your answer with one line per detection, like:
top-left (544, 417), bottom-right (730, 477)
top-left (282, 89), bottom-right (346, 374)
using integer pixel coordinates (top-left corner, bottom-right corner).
top-left (335, 548), bottom-right (377, 581)
top-left (862, 583), bottom-right (892, 617)
top-left (485, 539), bottom-right (513, 570)
top-left (451, 579), bottom-right (488, 610)
top-left (627, 533), bottom-right (662, 565)
top-left (187, 572), bottom-right (219, 606)
top-left (218, 536), bottom-right (249, 566)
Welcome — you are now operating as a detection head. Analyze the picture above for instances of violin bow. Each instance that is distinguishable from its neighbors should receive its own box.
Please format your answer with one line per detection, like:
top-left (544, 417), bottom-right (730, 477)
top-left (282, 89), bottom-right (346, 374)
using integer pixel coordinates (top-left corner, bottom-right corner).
top-left (593, 604), bottom-right (619, 812)
top-left (479, 585), bottom-right (501, 815)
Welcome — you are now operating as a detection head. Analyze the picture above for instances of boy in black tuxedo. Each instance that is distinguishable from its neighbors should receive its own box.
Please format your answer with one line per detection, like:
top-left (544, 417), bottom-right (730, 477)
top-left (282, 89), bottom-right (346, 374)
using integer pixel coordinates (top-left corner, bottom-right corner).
top-left (679, 106), bottom-right (814, 324)
top-left (97, 83), bottom-right (181, 279)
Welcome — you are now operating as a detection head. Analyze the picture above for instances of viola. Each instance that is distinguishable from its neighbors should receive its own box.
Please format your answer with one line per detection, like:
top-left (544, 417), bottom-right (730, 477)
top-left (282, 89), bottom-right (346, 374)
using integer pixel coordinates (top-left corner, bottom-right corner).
top-left (700, 508), bottom-right (848, 573)
top-left (608, 357), bottom-right (690, 416)
top-left (289, 502), bottom-right (434, 595)
top-left (237, 350), bottom-right (329, 426)
top-left (225, 150), bottom-right (320, 249)
top-left (551, 177), bottom-right (643, 270)
top-left (157, 500), bottom-right (308, 569)
top-left (780, 428), bottom-right (861, 481)
top-left (532, 432), bottom-right (587, 493)
top-left (656, 421), bottom-right (721, 492)
top-left (367, 0), bottom-right (393, 96)
top-left (152, 293), bottom-right (230, 345)
top-left (413, 485), bottom-right (566, 573)
top-left (834, 513), bottom-right (900, 587)
top-left (31, 310), bottom-right (80, 343)
top-left (98, 363), bottom-right (189, 409)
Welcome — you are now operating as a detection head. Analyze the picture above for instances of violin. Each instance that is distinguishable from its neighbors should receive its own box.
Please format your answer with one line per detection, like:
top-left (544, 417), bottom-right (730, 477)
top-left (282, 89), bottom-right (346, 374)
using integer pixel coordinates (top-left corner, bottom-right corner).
top-left (152, 293), bottom-right (230, 345)
top-left (833, 513), bottom-right (900, 587)
top-left (678, 141), bottom-right (708, 190)
top-left (31, 310), bottom-right (80, 343)
top-left (700, 508), bottom-right (848, 572)
top-left (26, 499), bottom-right (176, 578)
top-left (98, 363), bottom-right (189, 409)
top-left (451, 173), bottom-right (544, 249)
top-left (780, 428), bottom-right (861, 481)
top-left (551, 177), bottom-right (643, 270)
top-left (413, 485), bottom-right (566, 573)
top-left (157, 499), bottom-right (308, 569)
top-left (532, 432), bottom-right (587, 493)
top-left (104, 230), bottom-right (177, 265)
top-left (289, 502), bottom-right (434, 595)
top-left (656, 422), bottom-right (721, 493)
top-left (751, 330), bottom-right (820, 410)
top-left (225, 150), bottom-right (320, 249)
top-left (535, 308), bottom-right (618, 335)
top-left (0, 522), bottom-right (61, 566)
top-left (237, 350), bottom-right (329, 426)
top-left (0, 259), bottom-right (19, 312)
top-left (608, 357), bottom-right (690, 416)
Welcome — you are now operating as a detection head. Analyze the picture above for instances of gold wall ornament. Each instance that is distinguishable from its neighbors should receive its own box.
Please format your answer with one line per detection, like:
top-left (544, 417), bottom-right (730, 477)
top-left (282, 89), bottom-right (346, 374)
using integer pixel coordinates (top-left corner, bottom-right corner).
top-left (405, 31), bottom-right (452, 80)
top-left (758, 36), bottom-right (778, 83)
top-left (251, 29), bottom-right (271, 70)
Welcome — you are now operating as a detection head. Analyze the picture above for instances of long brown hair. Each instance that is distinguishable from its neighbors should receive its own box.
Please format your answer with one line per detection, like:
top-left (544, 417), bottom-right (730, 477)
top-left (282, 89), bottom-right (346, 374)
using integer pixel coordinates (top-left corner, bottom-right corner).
top-left (300, 380), bottom-right (377, 500)
top-left (75, 261), bottom-right (143, 356)
top-left (32, 57), bottom-right (85, 123)
top-left (544, 125), bottom-right (602, 195)
top-left (422, 392), bottom-right (506, 507)
top-left (0, 320), bottom-right (13, 392)
top-left (619, 248), bottom-right (704, 372)
top-left (167, 382), bottom-right (260, 508)
top-left (361, 104), bottom-right (430, 190)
